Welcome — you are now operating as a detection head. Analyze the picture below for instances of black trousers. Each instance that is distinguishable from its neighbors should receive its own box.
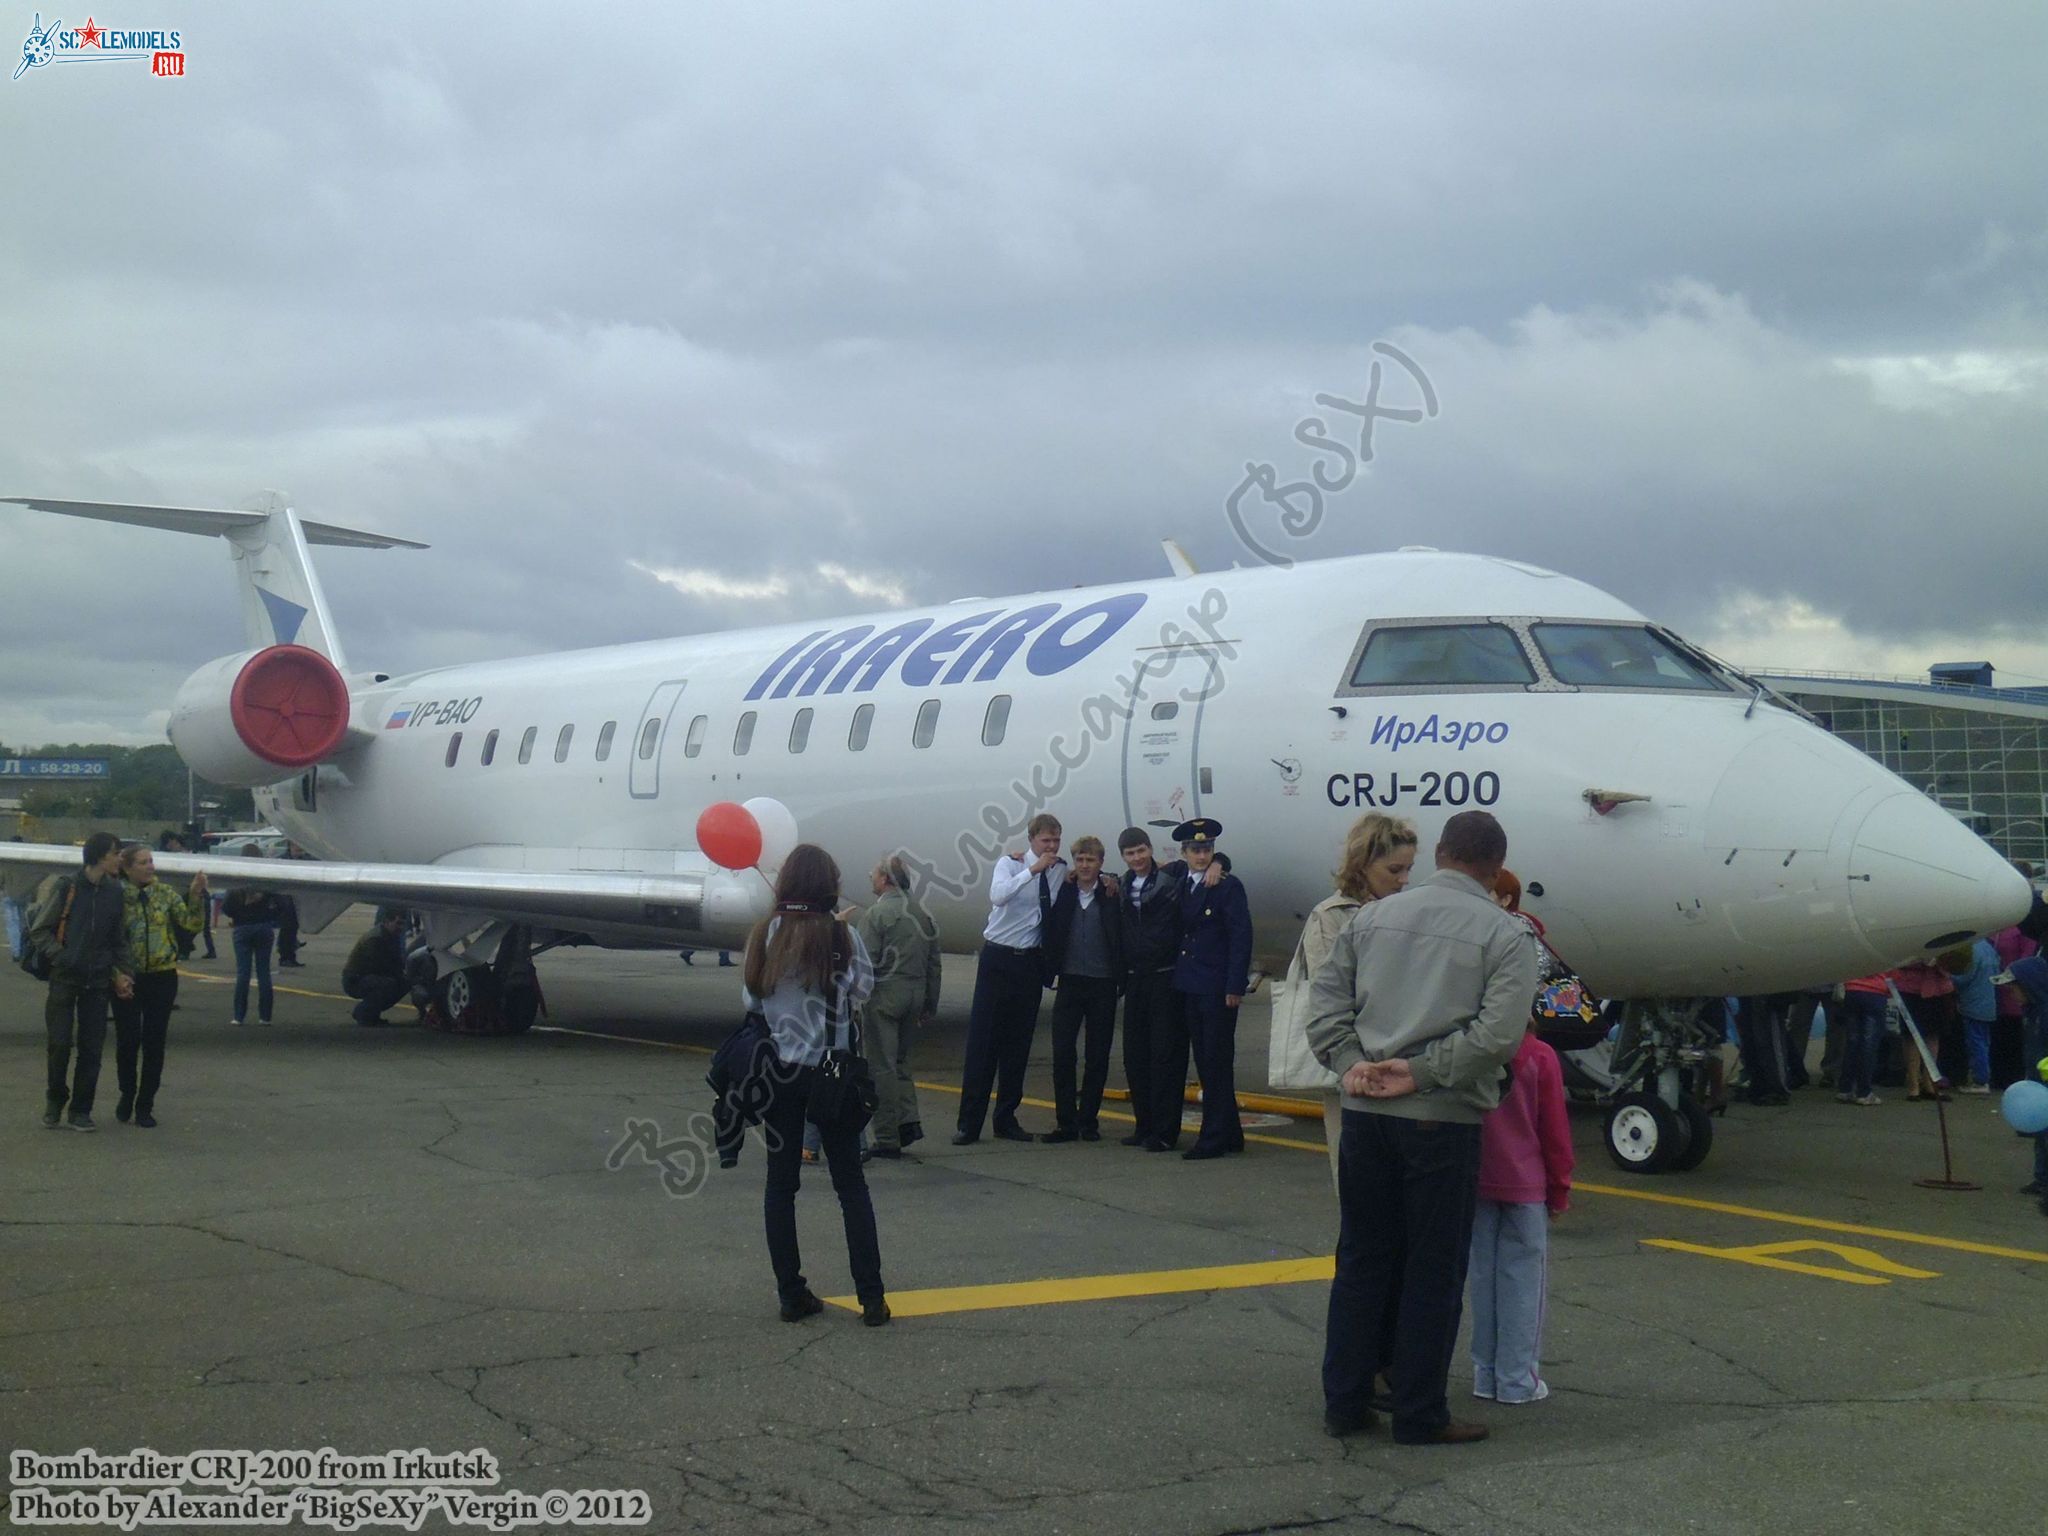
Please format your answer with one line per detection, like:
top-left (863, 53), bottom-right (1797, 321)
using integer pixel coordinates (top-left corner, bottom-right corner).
top-left (958, 946), bottom-right (1045, 1137)
top-left (345, 973), bottom-right (409, 1024)
top-left (46, 974), bottom-right (112, 1112)
top-left (1323, 1111), bottom-right (1483, 1440)
top-left (278, 897), bottom-right (301, 961)
top-left (761, 1065), bottom-right (884, 1306)
top-left (1121, 969), bottom-right (1179, 1142)
top-left (1735, 994), bottom-right (1794, 1098)
top-left (1051, 975), bottom-right (1119, 1131)
top-left (1184, 989), bottom-right (1244, 1152)
top-left (1144, 973), bottom-right (1193, 1147)
top-left (112, 970), bottom-right (178, 1113)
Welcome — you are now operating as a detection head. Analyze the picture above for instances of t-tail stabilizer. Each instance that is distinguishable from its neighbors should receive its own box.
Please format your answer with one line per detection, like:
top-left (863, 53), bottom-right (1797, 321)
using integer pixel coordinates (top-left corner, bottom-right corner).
top-left (0, 492), bottom-right (428, 675)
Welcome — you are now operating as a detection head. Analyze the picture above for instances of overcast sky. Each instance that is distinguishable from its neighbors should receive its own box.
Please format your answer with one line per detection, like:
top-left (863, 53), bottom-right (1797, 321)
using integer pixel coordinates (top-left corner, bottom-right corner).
top-left (3, 3), bottom-right (2044, 746)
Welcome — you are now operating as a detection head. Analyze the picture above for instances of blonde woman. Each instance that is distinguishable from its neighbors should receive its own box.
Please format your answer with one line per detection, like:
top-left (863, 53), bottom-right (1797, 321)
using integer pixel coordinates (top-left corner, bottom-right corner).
top-left (1303, 815), bottom-right (1419, 1177)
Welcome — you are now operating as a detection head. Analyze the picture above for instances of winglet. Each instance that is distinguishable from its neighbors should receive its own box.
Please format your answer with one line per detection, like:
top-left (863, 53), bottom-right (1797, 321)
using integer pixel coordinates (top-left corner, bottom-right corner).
top-left (1162, 540), bottom-right (1198, 578)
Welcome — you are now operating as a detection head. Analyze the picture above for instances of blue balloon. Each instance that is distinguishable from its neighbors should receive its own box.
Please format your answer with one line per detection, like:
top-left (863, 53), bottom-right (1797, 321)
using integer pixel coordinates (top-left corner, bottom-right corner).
top-left (2000, 1080), bottom-right (2048, 1136)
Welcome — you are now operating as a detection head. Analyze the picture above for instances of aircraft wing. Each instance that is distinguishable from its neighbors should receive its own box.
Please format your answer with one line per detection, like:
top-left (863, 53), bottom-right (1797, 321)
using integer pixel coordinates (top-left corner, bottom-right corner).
top-left (0, 843), bottom-right (765, 940)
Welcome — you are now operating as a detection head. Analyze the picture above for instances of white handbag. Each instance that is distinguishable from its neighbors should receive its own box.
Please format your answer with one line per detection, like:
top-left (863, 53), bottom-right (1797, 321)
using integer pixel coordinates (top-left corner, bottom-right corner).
top-left (1266, 931), bottom-right (1341, 1092)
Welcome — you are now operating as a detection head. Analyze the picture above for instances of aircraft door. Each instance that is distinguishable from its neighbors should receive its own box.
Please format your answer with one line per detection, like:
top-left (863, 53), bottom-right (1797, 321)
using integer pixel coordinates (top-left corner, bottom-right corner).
top-left (629, 679), bottom-right (688, 799)
top-left (1121, 647), bottom-right (1224, 830)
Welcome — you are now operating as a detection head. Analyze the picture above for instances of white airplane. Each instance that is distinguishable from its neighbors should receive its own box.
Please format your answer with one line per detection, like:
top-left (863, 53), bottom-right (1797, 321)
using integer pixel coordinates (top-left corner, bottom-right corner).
top-left (2, 495), bottom-right (2031, 1173)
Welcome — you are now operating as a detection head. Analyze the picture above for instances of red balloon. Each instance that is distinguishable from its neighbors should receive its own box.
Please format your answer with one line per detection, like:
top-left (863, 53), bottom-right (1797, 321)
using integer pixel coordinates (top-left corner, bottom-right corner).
top-left (697, 801), bottom-right (763, 871)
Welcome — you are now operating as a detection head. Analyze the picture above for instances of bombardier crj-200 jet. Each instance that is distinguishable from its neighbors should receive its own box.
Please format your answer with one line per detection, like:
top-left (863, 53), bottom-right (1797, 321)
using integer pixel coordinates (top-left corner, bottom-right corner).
top-left (1, 495), bottom-right (2029, 1172)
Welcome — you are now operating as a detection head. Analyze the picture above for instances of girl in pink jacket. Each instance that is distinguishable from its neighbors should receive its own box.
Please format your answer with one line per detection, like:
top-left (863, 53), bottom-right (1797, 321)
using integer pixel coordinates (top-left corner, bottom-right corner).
top-left (1470, 1028), bottom-right (1574, 1404)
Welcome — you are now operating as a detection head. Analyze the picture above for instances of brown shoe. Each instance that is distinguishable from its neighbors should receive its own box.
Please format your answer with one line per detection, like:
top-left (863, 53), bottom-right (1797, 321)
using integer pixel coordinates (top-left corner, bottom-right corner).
top-left (1394, 1420), bottom-right (1490, 1446)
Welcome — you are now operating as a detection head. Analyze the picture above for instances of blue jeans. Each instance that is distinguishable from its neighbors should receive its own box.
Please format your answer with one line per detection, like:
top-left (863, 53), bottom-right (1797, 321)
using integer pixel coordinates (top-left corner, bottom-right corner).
top-left (3, 895), bottom-right (23, 961)
top-left (1963, 1017), bottom-right (1993, 1087)
top-left (233, 923), bottom-right (276, 1023)
top-left (1842, 992), bottom-right (1888, 1099)
top-left (1470, 1200), bottom-right (1549, 1402)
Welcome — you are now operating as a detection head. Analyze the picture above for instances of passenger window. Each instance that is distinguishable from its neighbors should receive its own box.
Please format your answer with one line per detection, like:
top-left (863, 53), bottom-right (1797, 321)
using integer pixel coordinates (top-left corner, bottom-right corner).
top-left (518, 726), bottom-right (537, 764)
top-left (982, 695), bottom-right (1011, 747)
top-left (596, 721), bottom-right (617, 762)
top-left (849, 703), bottom-right (874, 751)
top-left (734, 711), bottom-right (756, 755)
top-left (555, 724), bottom-right (574, 763)
top-left (1349, 623), bottom-right (1535, 688)
top-left (445, 732), bottom-right (463, 768)
top-left (789, 708), bottom-right (813, 753)
top-left (1532, 623), bottom-right (1724, 692)
top-left (481, 729), bottom-right (499, 766)
top-left (637, 718), bottom-right (661, 760)
top-left (1150, 702), bottom-right (1178, 720)
top-left (913, 699), bottom-right (940, 749)
top-left (684, 714), bottom-right (707, 758)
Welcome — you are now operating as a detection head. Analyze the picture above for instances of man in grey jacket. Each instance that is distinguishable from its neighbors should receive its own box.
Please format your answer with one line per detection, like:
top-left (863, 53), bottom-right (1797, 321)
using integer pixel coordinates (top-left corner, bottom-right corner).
top-left (1307, 810), bottom-right (1535, 1446)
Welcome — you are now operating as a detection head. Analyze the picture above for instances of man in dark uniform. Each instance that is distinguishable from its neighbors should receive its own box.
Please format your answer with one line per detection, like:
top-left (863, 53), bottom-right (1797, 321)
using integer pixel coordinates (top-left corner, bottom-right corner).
top-left (1117, 826), bottom-right (1197, 1150)
top-left (1171, 818), bottom-right (1254, 1161)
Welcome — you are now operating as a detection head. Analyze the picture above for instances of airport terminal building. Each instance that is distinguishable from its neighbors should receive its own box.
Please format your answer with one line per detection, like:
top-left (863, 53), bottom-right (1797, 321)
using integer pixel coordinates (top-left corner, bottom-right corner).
top-left (1756, 662), bottom-right (2048, 871)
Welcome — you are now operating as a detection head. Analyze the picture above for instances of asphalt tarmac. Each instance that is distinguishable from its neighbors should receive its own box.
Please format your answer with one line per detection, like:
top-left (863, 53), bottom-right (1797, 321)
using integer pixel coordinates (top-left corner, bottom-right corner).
top-left (5, 916), bottom-right (2044, 1535)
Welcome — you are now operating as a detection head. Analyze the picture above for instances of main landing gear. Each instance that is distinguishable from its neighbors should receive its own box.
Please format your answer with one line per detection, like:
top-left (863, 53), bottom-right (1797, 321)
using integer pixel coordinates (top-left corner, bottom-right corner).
top-left (414, 922), bottom-right (545, 1035)
top-left (1599, 998), bottom-right (1721, 1175)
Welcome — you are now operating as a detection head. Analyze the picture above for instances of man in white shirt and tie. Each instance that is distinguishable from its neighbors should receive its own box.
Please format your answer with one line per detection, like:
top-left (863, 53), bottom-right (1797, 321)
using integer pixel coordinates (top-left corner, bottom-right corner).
top-left (955, 813), bottom-right (1066, 1144)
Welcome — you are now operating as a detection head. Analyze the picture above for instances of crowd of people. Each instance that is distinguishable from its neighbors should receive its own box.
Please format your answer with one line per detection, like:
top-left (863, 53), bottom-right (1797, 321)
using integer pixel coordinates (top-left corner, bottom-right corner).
top-left (713, 807), bottom-right (1577, 1444)
top-left (20, 807), bottom-right (2045, 1444)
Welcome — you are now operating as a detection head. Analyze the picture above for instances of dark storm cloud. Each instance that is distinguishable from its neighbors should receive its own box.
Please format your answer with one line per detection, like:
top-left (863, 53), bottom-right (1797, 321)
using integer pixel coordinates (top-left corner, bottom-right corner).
top-left (2, 1), bottom-right (2044, 741)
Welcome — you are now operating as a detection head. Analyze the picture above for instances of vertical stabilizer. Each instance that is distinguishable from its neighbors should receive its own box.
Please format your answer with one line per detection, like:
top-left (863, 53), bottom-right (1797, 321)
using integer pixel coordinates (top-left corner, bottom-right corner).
top-left (1, 492), bottom-right (426, 675)
top-left (229, 491), bottom-right (348, 670)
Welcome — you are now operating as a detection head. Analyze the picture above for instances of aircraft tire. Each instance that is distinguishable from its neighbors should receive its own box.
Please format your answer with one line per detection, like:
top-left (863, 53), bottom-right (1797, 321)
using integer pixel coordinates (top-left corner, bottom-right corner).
top-left (1668, 1096), bottom-right (1714, 1172)
top-left (501, 980), bottom-right (540, 1034)
top-left (1603, 1091), bottom-right (1682, 1174)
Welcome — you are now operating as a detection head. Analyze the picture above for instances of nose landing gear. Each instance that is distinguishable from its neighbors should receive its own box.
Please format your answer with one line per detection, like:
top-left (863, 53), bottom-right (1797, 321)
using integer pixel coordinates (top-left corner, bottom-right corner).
top-left (1598, 998), bottom-right (1721, 1174)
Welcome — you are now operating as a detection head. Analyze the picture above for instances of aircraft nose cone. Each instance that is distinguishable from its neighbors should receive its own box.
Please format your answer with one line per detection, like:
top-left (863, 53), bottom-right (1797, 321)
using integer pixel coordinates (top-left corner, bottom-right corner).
top-left (1847, 792), bottom-right (2033, 959)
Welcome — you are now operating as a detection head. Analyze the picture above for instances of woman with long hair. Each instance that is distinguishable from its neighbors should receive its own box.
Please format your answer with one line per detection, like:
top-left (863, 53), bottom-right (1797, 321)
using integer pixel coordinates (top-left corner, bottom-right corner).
top-left (742, 843), bottom-right (888, 1325)
top-left (1304, 815), bottom-right (1419, 1175)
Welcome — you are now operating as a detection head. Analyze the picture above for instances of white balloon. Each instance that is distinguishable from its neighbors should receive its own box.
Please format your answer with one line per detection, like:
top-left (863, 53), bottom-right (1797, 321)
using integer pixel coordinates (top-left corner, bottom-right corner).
top-left (741, 796), bottom-right (801, 873)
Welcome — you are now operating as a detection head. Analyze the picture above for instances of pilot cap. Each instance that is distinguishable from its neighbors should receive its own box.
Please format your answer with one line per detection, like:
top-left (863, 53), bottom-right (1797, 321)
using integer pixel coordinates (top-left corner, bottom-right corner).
top-left (1172, 817), bottom-right (1223, 847)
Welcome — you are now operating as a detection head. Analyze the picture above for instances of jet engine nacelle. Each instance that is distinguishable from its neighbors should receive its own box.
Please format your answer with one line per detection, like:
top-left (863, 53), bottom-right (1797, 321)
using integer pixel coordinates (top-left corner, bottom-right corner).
top-left (169, 644), bottom-right (352, 788)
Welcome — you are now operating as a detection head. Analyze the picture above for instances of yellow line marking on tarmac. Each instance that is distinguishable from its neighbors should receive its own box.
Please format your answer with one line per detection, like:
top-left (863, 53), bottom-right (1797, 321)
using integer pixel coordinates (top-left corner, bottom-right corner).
top-left (1643, 1239), bottom-right (1941, 1286)
top-left (1578, 1181), bottom-right (2048, 1265)
top-left (824, 1255), bottom-right (1335, 1317)
top-left (374, 1024), bottom-right (2048, 1269)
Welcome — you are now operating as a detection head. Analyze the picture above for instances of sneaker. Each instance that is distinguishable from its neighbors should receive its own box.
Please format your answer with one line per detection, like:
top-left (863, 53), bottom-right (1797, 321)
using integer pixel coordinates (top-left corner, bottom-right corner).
top-left (116, 1096), bottom-right (134, 1123)
top-left (1499, 1379), bottom-right (1551, 1406)
top-left (233, 1016), bottom-right (244, 1026)
top-left (135, 1111), bottom-right (157, 1129)
top-left (42, 1102), bottom-right (63, 1129)
top-left (1961, 1083), bottom-right (1990, 1096)
top-left (1472, 1385), bottom-right (1496, 1401)
top-left (1835, 1092), bottom-right (1854, 1104)
top-left (67, 1112), bottom-right (96, 1133)
top-left (1855, 1093), bottom-right (1882, 1107)
top-left (778, 1290), bottom-right (824, 1323)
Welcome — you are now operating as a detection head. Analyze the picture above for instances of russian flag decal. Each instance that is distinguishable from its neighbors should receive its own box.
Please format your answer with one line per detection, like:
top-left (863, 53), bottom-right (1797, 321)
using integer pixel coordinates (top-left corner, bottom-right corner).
top-left (386, 706), bottom-right (412, 729)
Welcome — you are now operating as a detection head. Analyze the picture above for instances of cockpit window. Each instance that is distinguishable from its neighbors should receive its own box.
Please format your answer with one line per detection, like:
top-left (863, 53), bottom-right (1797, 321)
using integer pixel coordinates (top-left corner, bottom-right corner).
top-left (1531, 623), bottom-right (1725, 692)
top-left (1349, 623), bottom-right (1536, 689)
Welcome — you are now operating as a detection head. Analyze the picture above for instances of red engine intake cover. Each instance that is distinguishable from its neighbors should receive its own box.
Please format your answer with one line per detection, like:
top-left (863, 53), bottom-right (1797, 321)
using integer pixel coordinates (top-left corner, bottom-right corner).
top-left (229, 645), bottom-right (350, 768)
